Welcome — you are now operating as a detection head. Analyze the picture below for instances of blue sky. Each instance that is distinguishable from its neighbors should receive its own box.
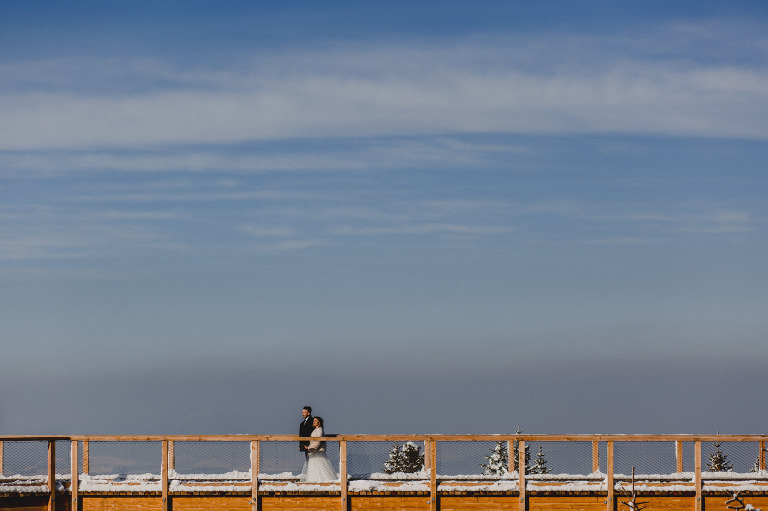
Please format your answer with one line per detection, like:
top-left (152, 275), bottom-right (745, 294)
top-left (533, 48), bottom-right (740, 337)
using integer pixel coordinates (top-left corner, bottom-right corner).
top-left (1, 1), bottom-right (767, 435)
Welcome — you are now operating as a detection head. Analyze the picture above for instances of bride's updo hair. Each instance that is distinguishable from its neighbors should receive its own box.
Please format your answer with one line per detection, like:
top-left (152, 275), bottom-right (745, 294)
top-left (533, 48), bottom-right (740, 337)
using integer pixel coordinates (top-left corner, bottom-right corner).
top-left (314, 416), bottom-right (324, 427)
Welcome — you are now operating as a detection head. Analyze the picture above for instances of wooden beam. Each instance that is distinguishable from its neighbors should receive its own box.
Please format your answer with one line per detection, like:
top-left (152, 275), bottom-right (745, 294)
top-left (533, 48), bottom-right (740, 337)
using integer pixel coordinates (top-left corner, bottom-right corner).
top-left (606, 441), bottom-right (613, 511)
top-left (162, 440), bottom-right (169, 511)
top-left (509, 440), bottom-right (515, 474)
top-left (71, 440), bottom-right (79, 511)
top-left (251, 440), bottom-right (260, 511)
top-left (519, 440), bottom-right (526, 508)
top-left (429, 439), bottom-right (437, 511)
top-left (339, 440), bottom-right (348, 511)
top-left (676, 440), bottom-right (684, 473)
top-left (63, 433), bottom-right (768, 443)
top-left (83, 439), bottom-right (89, 474)
top-left (47, 440), bottom-right (56, 511)
top-left (0, 440), bottom-right (3, 475)
top-left (694, 441), bottom-right (702, 511)
top-left (760, 440), bottom-right (766, 471)
top-left (168, 440), bottom-right (175, 471)
top-left (592, 441), bottom-right (599, 473)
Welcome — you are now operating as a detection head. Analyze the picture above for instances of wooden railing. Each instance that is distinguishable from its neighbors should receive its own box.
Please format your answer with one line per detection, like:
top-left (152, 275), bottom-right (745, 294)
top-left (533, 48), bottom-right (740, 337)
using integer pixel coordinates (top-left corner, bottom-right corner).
top-left (1, 434), bottom-right (767, 511)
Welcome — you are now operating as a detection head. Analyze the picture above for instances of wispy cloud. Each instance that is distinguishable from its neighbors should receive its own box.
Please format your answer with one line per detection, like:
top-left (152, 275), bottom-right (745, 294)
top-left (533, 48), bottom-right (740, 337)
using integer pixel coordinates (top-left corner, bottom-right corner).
top-left (1, 22), bottom-right (767, 151)
top-left (333, 223), bottom-right (513, 237)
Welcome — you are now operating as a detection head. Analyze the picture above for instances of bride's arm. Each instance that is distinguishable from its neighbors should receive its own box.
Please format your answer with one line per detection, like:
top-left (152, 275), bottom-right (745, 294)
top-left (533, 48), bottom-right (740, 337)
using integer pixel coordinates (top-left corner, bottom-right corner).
top-left (308, 428), bottom-right (322, 450)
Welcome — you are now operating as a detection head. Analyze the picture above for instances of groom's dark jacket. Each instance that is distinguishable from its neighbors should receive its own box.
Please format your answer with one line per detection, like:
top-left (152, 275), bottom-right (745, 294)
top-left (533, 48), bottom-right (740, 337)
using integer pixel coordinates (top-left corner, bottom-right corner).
top-left (299, 415), bottom-right (314, 451)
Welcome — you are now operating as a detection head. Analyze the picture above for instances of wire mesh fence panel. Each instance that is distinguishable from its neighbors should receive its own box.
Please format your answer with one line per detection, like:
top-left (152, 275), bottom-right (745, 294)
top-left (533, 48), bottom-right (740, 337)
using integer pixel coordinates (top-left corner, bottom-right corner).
top-left (614, 441), bottom-right (678, 476)
top-left (258, 440), bottom-right (340, 477)
top-left (526, 441), bottom-right (565, 475)
top-left (530, 441), bottom-right (595, 476)
top-left (87, 441), bottom-right (161, 476)
top-left (597, 441), bottom-right (608, 474)
top-left (54, 440), bottom-right (72, 476)
top-left (704, 441), bottom-right (761, 474)
top-left (1, 441), bottom-right (48, 476)
top-left (681, 441), bottom-right (695, 473)
top-left (347, 441), bottom-right (428, 479)
top-left (259, 441), bottom-right (304, 476)
top-left (172, 441), bottom-right (250, 476)
top-left (78, 441), bottom-right (84, 475)
top-left (437, 440), bottom-right (503, 476)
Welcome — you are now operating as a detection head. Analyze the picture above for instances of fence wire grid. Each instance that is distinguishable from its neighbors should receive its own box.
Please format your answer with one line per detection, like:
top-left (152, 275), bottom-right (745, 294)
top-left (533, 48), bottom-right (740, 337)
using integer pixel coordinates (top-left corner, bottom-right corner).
top-left (1, 437), bottom-right (765, 480)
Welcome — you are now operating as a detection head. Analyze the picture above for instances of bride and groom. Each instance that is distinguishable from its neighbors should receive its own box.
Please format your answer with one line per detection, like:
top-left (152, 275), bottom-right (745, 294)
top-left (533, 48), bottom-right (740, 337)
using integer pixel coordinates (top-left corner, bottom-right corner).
top-left (298, 405), bottom-right (337, 482)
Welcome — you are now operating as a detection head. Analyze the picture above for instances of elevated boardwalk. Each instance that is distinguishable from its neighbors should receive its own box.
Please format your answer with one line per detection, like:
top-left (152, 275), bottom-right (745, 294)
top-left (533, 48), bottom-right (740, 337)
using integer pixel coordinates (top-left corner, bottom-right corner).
top-left (1, 434), bottom-right (767, 510)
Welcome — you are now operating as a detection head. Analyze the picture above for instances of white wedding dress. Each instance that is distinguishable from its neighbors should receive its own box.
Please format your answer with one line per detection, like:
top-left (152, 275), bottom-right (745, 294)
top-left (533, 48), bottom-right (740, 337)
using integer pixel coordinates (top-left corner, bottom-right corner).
top-left (300, 427), bottom-right (338, 482)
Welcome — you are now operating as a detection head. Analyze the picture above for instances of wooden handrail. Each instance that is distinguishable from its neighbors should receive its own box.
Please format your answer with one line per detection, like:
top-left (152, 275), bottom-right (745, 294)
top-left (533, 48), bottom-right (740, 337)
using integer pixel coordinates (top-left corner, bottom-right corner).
top-left (12, 432), bottom-right (768, 511)
top-left (33, 433), bottom-right (765, 443)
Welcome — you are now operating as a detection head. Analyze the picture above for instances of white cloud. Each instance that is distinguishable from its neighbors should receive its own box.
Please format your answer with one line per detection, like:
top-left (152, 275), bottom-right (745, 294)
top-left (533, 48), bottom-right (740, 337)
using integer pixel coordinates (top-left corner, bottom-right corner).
top-left (1, 24), bottom-right (767, 150)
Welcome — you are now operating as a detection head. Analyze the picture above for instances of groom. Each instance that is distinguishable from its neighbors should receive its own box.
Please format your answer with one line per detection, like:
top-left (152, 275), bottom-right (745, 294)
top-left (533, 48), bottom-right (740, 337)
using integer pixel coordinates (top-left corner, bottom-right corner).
top-left (299, 405), bottom-right (313, 458)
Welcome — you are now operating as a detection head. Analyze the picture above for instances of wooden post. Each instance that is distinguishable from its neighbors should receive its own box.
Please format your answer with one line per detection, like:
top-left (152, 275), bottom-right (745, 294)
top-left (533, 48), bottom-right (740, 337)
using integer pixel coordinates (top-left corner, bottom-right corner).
top-left (83, 440), bottom-right (89, 474)
top-left (340, 440), bottom-right (348, 511)
top-left (168, 440), bottom-right (175, 471)
top-left (760, 441), bottom-right (766, 471)
top-left (676, 440), bottom-right (684, 473)
top-left (423, 440), bottom-right (430, 472)
top-left (71, 440), bottom-right (79, 511)
top-left (251, 440), bottom-right (260, 511)
top-left (694, 441), bottom-right (702, 511)
top-left (606, 441), bottom-right (614, 511)
top-left (519, 440), bottom-right (526, 508)
top-left (162, 440), bottom-right (169, 511)
top-left (48, 440), bottom-right (56, 511)
top-left (429, 438), bottom-right (437, 511)
top-left (592, 441), bottom-right (600, 473)
top-left (0, 441), bottom-right (4, 475)
top-left (509, 440), bottom-right (515, 474)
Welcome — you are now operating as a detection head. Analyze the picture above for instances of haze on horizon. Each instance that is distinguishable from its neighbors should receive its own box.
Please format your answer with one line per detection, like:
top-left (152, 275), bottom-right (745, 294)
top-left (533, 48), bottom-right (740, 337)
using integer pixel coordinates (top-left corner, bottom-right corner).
top-left (1, 0), bottom-right (767, 436)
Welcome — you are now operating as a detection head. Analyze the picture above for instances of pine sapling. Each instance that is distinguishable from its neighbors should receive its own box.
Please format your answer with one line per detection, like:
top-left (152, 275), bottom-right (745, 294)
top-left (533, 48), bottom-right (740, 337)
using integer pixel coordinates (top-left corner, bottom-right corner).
top-left (384, 442), bottom-right (424, 474)
top-left (481, 441), bottom-right (509, 476)
top-left (707, 438), bottom-right (733, 472)
top-left (530, 445), bottom-right (551, 474)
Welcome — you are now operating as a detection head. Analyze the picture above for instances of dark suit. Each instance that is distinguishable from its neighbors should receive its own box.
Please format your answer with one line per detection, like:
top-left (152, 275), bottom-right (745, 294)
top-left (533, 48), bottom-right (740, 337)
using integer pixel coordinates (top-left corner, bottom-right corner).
top-left (299, 415), bottom-right (314, 453)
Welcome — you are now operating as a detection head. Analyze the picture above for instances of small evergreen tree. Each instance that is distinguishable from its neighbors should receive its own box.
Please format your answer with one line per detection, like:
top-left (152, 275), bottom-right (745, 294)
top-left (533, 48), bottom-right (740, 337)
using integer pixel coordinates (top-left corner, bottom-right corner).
top-left (530, 445), bottom-right (551, 474)
top-left (481, 441), bottom-right (509, 476)
top-left (384, 442), bottom-right (424, 474)
top-left (707, 438), bottom-right (733, 472)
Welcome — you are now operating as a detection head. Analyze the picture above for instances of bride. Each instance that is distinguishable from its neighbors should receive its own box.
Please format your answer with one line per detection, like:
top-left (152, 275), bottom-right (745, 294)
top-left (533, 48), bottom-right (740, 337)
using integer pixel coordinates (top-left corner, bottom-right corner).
top-left (300, 416), bottom-right (338, 482)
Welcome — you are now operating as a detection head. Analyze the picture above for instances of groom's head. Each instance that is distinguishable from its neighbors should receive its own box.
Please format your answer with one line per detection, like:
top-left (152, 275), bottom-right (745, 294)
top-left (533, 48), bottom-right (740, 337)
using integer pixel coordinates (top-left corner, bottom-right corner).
top-left (302, 406), bottom-right (312, 419)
